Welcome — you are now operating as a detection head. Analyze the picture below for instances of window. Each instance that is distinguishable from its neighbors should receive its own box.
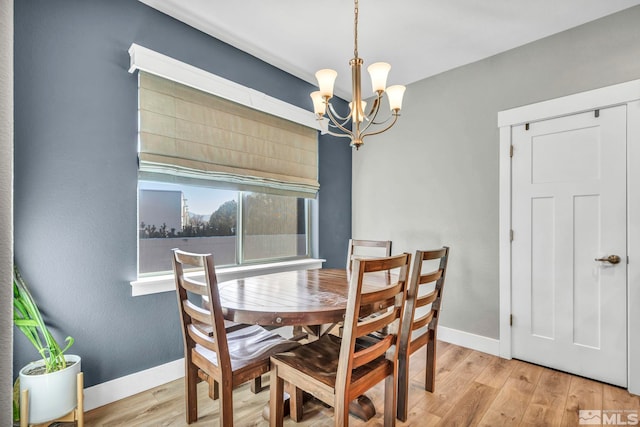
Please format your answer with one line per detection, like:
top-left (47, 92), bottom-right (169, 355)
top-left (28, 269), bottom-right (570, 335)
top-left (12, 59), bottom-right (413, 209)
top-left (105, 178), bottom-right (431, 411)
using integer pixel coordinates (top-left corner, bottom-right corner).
top-left (128, 46), bottom-right (321, 283)
top-left (138, 181), bottom-right (309, 275)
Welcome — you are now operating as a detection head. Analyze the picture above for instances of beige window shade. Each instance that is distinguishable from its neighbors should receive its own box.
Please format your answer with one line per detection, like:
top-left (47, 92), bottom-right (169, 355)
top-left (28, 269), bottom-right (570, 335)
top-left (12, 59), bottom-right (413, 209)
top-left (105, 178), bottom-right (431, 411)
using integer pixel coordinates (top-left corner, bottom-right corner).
top-left (138, 72), bottom-right (319, 198)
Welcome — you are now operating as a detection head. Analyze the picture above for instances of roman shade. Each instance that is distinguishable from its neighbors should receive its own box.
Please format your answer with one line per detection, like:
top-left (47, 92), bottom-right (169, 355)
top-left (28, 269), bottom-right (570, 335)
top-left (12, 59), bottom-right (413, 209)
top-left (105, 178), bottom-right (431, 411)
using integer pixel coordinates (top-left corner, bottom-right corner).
top-left (138, 72), bottom-right (319, 198)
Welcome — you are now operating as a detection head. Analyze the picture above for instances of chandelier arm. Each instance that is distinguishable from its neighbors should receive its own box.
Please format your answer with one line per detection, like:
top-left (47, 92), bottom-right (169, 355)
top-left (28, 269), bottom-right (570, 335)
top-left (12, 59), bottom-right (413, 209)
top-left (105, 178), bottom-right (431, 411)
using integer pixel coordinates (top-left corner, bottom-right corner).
top-left (370, 113), bottom-right (396, 126)
top-left (327, 121), bottom-right (352, 131)
top-left (326, 105), bottom-right (355, 137)
top-left (323, 129), bottom-right (356, 139)
top-left (365, 94), bottom-right (381, 118)
top-left (359, 96), bottom-right (383, 134)
top-left (359, 114), bottom-right (376, 135)
top-left (361, 113), bottom-right (400, 140)
top-left (327, 101), bottom-right (351, 123)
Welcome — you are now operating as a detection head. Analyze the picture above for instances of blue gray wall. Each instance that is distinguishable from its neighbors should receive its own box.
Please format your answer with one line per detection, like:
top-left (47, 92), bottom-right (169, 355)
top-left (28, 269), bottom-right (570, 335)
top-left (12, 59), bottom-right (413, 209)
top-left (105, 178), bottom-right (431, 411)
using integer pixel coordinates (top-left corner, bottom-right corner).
top-left (13, 0), bottom-right (351, 386)
top-left (318, 134), bottom-right (352, 268)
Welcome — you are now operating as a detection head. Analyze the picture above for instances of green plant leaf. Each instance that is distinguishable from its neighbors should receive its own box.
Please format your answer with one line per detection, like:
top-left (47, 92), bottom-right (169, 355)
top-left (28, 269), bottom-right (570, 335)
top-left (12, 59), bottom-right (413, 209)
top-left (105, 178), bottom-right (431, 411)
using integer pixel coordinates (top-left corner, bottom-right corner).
top-left (13, 264), bottom-right (74, 373)
top-left (13, 378), bottom-right (19, 422)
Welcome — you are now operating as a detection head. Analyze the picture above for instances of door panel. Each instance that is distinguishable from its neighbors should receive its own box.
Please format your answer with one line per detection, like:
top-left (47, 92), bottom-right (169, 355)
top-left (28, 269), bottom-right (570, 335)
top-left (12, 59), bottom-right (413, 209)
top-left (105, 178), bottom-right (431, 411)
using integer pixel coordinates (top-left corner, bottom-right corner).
top-left (511, 105), bottom-right (627, 387)
top-left (530, 196), bottom-right (554, 339)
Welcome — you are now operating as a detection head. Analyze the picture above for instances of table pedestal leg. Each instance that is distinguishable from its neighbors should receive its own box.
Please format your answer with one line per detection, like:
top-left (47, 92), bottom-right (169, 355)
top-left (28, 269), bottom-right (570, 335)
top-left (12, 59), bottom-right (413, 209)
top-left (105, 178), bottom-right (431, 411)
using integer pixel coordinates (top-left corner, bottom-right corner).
top-left (262, 393), bottom-right (376, 422)
top-left (348, 395), bottom-right (376, 421)
top-left (263, 391), bottom-right (310, 420)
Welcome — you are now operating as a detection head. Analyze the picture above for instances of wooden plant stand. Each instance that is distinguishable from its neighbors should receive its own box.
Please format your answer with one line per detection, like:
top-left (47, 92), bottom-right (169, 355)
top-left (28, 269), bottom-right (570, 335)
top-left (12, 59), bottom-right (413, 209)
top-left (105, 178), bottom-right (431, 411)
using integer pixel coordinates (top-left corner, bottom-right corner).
top-left (20, 372), bottom-right (84, 427)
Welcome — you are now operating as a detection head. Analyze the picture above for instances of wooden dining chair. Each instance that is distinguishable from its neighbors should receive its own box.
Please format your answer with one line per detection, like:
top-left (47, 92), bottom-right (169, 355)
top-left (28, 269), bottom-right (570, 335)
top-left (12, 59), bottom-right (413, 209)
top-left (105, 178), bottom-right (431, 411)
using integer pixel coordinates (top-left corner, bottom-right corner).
top-left (269, 253), bottom-right (411, 427)
top-left (172, 249), bottom-right (299, 426)
top-left (396, 247), bottom-right (450, 421)
top-left (346, 239), bottom-right (392, 272)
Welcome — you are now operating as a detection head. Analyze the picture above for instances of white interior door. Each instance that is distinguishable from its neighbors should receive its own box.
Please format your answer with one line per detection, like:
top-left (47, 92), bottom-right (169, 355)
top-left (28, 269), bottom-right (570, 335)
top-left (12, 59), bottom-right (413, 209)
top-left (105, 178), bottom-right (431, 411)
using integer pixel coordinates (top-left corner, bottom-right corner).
top-left (511, 105), bottom-right (627, 387)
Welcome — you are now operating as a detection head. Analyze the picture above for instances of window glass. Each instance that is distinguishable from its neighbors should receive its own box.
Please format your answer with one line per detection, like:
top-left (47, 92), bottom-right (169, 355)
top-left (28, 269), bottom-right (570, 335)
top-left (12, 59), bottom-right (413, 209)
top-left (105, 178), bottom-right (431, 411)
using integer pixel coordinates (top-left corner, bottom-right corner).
top-left (138, 181), bottom-right (309, 275)
top-left (138, 181), bottom-right (238, 274)
top-left (242, 193), bottom-right (307, 262)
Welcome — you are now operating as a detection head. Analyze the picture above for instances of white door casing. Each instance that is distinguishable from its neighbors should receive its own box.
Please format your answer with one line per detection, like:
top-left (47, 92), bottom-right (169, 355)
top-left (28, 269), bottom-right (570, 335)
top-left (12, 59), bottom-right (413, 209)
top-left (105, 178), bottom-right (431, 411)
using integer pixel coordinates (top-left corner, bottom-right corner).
top-left (498, 79), bottom-right (640, 395)
top-left (511, 106), bottom-right (627, 386)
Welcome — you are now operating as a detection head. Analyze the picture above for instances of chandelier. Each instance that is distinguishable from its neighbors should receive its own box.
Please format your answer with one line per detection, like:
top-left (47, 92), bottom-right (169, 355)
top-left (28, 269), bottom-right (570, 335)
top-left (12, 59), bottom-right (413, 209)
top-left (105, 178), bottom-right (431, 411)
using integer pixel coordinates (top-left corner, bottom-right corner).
top-left (310, 0), bottom-right (406, 150)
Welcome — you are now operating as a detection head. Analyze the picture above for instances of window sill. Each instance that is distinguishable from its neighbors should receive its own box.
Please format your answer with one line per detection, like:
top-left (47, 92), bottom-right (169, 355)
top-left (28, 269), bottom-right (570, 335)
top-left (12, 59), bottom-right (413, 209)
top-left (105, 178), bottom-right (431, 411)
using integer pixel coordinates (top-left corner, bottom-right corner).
top-left (130, 258), bottom-right (326, 296)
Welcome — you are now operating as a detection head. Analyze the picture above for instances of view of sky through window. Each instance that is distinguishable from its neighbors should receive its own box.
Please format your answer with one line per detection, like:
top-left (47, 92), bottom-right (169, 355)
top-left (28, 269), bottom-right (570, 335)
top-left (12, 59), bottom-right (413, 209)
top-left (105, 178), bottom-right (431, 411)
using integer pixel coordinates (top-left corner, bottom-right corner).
top-left (139, 180), bottom-right (234, 216)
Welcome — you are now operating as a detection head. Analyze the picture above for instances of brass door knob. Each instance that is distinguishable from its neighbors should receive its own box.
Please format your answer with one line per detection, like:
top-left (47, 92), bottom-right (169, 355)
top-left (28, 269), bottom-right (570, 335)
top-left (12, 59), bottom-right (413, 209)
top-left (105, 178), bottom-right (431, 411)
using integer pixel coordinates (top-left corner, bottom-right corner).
top-left (595, 255), bottom-right (621, 264)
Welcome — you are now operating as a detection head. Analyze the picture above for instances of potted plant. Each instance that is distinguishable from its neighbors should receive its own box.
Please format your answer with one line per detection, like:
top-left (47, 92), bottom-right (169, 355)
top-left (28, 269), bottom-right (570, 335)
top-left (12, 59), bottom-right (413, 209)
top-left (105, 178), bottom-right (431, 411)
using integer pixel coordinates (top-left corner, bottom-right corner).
top-left (13, 264), bottom-right (82, 425)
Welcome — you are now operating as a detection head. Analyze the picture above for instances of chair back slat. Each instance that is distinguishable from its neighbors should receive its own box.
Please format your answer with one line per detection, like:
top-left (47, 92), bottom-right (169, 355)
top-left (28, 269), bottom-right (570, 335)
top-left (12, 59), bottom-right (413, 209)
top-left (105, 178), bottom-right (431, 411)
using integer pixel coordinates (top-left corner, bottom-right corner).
top-left (362, 255), bottom-right (406, 273)
top-left (360, 282), bottom-right (404, 305)
top-left (187, 324), bottom-right (218, 353)
top-left (352, 334), bottom-right (394, 369)
top-left (346, 239), bottom-right (392, 271)
top-left (183, 300), bottom-right (211, 325)
top-left (181, 277), bottom-right (208, 296)
top-left (411, 311), bottom-right (435, 331)
top-left (356, 307), bottom-right (400, 337)
top-left (408, 329), bottom-right (430, 353)
top-left (351, 239), bottom-right (392, 250)
top-left (418, 269), bottom-right (442, 285)
top-left (416, 289), bottom-right (438, 308)
top-left (421, 247), bottom-right (448, 261)
top-left (176, 251), bottom-right (207, 267)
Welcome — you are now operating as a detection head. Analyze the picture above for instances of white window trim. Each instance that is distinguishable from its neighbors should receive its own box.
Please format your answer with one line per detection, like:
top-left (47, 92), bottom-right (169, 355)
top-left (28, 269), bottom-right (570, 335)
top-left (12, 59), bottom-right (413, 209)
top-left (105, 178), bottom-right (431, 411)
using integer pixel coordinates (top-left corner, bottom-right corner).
top-left (128, 43), bottom-right (321, 131)
top-left (131, 257), bottom-right (325, 297)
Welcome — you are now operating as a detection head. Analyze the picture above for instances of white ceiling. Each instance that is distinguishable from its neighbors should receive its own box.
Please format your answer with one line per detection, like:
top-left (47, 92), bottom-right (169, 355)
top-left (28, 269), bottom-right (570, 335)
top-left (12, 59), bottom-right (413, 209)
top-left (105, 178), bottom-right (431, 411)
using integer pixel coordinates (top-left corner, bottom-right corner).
top-left (138, 0), bottom-right (640, 100)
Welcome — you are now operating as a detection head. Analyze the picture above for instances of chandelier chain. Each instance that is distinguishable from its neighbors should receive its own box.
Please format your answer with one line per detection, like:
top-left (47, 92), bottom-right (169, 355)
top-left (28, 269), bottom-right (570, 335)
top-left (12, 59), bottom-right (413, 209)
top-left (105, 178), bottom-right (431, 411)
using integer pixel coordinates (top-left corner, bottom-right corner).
top-left (354, 0), bottom-right (359, 59)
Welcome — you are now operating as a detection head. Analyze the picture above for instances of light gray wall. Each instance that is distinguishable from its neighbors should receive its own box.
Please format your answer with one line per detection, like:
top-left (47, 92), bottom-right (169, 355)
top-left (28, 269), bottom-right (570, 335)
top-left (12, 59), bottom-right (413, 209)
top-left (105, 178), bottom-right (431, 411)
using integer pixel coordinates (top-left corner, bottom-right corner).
top-left (13, 0), bottom-right (351, 387)
top-left (1, 0), bottom-right (14, 421)
top-left (352, 6), bottom-right (640, 339)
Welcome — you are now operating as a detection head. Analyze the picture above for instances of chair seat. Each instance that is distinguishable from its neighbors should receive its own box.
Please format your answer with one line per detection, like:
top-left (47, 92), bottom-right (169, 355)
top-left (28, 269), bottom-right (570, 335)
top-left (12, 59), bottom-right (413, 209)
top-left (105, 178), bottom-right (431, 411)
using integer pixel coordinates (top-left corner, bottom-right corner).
top-left (196, 325), bottom-right (299, 372)
top-left (271, 334), bottom-right (391, 389)
top-left (194, 319), bottom-right (250, 336)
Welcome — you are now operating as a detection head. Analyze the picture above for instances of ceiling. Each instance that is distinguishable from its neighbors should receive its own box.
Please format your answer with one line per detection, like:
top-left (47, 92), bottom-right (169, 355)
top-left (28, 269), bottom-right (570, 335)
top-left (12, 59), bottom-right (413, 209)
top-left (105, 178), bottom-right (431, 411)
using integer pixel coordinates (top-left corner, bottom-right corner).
top-left (138, 0), bottom-right (640, 100)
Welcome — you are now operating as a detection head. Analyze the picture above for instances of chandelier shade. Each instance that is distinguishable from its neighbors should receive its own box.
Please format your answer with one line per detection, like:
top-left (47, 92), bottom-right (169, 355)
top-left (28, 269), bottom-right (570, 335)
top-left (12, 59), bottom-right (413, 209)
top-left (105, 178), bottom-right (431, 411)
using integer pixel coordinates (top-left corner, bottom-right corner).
top-left (315, 69), bottom-right (338, 98)
top-left (310, 0), bottom-right (406, 149)
top-left (386, 85), bottom-right (407, 111)
top-left (367, 62), bottom-right (391, 93)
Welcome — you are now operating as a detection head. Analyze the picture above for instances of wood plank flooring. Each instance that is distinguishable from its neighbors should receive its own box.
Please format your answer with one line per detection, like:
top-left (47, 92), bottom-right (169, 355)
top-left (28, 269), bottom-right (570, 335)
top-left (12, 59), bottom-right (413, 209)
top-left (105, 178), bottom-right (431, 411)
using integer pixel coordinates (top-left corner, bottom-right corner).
top-left (83, 342), bottom-right (640, 426)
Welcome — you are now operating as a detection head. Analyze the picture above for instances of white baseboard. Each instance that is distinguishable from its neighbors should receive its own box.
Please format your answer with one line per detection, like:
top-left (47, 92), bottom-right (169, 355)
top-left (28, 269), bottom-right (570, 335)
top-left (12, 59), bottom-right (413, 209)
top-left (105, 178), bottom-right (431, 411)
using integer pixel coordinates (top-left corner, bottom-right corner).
top-left (83, 358), bottom-right (185, 411)
top-left (83, 326), bottom-right (500, 411)
top-left (437, 325), bottom-right (500, 356)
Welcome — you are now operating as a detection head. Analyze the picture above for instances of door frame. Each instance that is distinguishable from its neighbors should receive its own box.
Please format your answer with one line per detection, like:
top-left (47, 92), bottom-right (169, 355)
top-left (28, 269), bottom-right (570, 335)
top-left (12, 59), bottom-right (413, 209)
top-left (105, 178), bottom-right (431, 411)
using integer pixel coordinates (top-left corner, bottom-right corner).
top-left (498, 79), bottom-right (640, 394)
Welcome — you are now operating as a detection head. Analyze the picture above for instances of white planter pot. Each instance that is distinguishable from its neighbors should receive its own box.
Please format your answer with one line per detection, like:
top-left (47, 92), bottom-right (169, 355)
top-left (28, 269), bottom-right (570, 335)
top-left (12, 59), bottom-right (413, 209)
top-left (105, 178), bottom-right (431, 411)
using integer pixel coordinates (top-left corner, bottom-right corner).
top-left (19, 354), bottom-right (81, 424)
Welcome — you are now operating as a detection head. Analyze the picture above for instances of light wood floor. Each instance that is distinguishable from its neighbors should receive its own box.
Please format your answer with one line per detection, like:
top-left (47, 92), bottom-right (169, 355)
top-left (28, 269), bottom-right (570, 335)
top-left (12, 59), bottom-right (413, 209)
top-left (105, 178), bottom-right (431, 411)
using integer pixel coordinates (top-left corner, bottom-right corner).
top-left (84, 342), bottom-right (640, 426)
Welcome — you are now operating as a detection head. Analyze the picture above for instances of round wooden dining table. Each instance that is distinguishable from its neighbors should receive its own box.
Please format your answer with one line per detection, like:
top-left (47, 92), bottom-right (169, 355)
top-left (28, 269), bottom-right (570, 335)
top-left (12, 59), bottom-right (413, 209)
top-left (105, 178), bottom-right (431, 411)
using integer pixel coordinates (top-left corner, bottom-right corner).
top-left (217, 268), bottom-right (392, 328)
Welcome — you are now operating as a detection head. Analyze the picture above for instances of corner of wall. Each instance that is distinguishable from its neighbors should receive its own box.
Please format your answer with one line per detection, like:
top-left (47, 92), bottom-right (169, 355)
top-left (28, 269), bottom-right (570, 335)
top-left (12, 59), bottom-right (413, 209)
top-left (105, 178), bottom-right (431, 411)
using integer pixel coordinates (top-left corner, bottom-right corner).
top-left (1, 0), bottom-right (14, 424)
